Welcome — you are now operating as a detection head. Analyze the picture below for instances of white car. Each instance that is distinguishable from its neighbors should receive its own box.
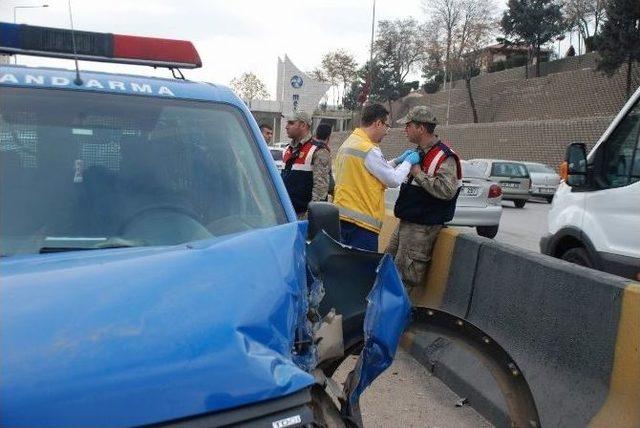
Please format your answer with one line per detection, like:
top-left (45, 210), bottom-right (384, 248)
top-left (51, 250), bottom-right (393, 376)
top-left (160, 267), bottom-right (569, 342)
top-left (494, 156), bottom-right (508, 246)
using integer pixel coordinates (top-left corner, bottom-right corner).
top-left (468, 159), bottom-right (532, 208)
top-left (523, 162), bottom-right (561, 203)
top-left (385, 160), bottom-right (503, 238)
top-left (272, 141), bottom-right (290, 150)
top-left (269, 147), bottom-right (286, 171)
top-left (540, 86), bottom-right (640, 280)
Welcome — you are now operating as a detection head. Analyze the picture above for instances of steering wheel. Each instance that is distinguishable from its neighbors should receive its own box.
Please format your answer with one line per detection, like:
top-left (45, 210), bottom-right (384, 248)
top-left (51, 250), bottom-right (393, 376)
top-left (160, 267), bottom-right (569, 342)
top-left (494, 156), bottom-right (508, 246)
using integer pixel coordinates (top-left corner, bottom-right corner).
top-left (206, 214), bottom-right (269, 236)
top-left (119, 205), bottom-right (213, 245)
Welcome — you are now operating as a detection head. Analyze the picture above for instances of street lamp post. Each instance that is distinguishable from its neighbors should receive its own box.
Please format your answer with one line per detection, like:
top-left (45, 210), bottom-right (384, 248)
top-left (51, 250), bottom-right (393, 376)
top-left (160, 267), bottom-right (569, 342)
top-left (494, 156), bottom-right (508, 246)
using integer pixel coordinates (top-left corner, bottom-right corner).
top-left (364, 0), bottom-right (375, 105)
top-left (13, 4), bottom-right (49, 23)
top-left (12, 4), bottom-right (49, 64)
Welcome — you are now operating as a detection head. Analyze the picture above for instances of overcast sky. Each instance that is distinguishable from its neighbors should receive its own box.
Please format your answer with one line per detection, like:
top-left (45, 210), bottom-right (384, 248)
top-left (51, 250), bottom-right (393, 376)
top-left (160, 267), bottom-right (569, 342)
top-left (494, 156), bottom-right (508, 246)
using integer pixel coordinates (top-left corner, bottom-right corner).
top-left (2, 0), bottom-right (517, 97)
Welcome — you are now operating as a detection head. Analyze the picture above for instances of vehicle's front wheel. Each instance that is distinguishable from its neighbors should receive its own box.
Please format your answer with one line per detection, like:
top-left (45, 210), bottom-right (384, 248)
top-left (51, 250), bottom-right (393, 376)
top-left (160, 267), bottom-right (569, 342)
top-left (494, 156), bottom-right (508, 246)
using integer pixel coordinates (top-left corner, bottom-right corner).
top-left (561, 247), bottom-right (593, 269)
top-left (545, 195), bottom-right (554, 203)
top-left (310, 385), bottom-right (346, 427)
top-left (477, 225), bottom-right (499, 239)
top-left (514, 200), bottom-right (526, 208)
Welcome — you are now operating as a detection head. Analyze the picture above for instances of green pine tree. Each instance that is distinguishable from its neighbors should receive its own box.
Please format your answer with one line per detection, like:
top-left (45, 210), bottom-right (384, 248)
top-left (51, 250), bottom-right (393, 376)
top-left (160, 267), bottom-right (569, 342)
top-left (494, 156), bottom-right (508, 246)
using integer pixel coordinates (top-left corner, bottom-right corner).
top-left (596, 0), bottom-right (640, 99)
top-left (501, 0), bottom-right (566, 78)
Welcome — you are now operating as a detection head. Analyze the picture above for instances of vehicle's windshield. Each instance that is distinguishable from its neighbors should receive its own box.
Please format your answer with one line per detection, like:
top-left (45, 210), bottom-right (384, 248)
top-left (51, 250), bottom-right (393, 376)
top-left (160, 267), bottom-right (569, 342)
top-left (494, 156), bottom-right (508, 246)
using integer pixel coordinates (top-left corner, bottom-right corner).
top-left (491, 162), bottom-right (529, 178)
top-left (461, 161), bottom-right (485, 178)
top-left (525, 163), bottom-right (554, 174)
top-left (0, 87), bottom-right (286, 256)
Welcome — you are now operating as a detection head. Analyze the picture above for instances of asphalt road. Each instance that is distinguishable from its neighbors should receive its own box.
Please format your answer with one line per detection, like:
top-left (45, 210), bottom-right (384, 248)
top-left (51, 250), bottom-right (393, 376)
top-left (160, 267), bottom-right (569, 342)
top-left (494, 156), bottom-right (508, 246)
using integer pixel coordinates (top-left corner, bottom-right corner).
top-left (332, 350), bottom-right (492, 428)
top-left (456, 197), bottom-right (552, 252)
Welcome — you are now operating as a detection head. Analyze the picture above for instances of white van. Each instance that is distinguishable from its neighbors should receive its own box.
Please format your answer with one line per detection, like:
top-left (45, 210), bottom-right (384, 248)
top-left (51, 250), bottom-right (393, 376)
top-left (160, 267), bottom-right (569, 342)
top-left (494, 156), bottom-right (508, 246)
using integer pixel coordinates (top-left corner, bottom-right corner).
top-left (540, 86), bottom-right (640, 281)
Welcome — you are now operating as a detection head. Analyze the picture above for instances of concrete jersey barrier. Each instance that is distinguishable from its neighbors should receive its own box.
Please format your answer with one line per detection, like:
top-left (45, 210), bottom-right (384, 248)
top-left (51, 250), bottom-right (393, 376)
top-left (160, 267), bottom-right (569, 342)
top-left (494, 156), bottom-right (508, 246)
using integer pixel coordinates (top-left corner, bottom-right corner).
top-left (384, 220), bottom-right (640, 427)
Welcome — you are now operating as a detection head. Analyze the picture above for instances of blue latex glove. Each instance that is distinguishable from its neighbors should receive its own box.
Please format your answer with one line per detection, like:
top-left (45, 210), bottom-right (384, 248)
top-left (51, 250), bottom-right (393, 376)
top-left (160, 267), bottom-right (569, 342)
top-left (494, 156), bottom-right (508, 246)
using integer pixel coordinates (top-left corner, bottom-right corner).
top-left (395, 149), bottom-right (415, 164)
top-left (406, 151), bottom-right (421, 165)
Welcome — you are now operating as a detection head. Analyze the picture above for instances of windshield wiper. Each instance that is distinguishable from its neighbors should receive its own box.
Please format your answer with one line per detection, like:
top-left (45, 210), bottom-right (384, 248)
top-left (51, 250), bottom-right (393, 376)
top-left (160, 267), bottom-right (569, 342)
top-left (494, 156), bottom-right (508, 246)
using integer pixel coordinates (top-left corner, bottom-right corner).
top-left (39, 237), bottom-right (143, 254)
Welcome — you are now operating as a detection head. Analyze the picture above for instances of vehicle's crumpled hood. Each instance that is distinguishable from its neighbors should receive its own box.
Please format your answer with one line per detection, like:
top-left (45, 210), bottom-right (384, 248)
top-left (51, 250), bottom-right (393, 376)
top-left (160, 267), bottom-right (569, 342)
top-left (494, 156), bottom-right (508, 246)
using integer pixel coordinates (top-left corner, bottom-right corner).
top-left (1, 223), bottom-right (314, 427)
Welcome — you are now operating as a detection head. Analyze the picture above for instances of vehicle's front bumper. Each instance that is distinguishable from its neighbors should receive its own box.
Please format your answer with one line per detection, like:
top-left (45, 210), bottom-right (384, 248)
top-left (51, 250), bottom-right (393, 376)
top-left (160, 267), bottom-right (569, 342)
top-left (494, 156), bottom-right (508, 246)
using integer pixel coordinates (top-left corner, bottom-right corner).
top-left (448, 205), bottom-right (502, 227)
top-left (157, 388), bottom-right (315, 428)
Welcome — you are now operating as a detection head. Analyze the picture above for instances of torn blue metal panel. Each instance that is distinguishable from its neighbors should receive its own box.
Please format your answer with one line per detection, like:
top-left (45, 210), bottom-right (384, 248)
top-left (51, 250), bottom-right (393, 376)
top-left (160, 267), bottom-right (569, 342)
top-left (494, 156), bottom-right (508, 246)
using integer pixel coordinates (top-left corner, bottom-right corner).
top-left (0, 223), bottom-right (314, 427)
top-left (292, 267), bottom-right (324, 372)
top-left (306, 231), bottom-right (384, 352)
top-left (342, 254), bottom-right (411, 425)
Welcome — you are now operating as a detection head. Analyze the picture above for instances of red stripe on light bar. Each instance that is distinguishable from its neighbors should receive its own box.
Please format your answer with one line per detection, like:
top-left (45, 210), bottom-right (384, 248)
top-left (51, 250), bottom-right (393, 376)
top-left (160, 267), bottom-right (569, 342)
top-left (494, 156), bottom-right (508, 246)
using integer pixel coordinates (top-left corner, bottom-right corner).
top-left (113, 35), bottom-right (202, 68)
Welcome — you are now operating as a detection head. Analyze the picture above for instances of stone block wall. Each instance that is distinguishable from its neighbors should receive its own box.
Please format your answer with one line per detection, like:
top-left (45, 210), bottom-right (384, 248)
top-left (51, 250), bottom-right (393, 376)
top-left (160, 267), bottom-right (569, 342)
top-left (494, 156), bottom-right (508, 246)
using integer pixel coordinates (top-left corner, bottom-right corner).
top-left (391, 54), bottom-right (639, 126)
top-left (346, 54), bottom-right (637, 168)
top-left (329, 115), bottom-right (614, 168)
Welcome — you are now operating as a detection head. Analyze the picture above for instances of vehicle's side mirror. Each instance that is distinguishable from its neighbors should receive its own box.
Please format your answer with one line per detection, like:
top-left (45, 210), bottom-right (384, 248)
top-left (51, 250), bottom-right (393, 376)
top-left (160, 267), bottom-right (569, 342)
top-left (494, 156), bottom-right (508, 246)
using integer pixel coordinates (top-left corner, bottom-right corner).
top-left (560, 142), bottom-right (587, 187)
top-left (307, 202), bottom-right (340, 242)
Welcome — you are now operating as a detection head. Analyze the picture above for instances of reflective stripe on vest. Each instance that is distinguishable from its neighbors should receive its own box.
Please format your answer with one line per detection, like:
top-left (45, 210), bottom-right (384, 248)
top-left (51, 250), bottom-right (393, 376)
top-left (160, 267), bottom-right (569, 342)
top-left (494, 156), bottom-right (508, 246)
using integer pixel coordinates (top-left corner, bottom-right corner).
top-left (338, 206), bottom-right (383, 230)
top-left (340, 147), bottom-right (368, 160)
top-left (427, 151), bottom-right (446, 176)
top-left (290, 144), bottom-right (317, 171)
top-left (284, 140), bottom-right (317, 171)
top-left (334, 128), bottom-right (386, 233)
top-left (282, 139), bottom-right (317, 213)
top-left (408, 142), bottom-right (461, 188)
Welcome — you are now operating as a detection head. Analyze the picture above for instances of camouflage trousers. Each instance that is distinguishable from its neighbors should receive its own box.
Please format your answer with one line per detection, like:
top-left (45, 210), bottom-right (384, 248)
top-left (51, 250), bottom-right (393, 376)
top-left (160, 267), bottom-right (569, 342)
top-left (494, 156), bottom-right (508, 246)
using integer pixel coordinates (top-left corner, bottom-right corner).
top-left (385, 221), bottom-right (442, 291)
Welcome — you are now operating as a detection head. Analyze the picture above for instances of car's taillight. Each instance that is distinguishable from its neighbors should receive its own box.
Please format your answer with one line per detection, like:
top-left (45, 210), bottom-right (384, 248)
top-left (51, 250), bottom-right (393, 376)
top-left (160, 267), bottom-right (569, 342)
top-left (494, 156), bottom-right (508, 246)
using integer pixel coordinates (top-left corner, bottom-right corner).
top-left (488, 184), bottom-right (502, 198)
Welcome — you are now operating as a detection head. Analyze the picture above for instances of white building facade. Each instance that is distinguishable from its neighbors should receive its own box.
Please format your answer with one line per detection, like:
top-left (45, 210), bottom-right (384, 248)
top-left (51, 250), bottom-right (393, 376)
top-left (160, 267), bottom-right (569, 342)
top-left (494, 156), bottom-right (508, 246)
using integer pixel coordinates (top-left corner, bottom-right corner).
top-left (250, 55), bottom-right (352, 143)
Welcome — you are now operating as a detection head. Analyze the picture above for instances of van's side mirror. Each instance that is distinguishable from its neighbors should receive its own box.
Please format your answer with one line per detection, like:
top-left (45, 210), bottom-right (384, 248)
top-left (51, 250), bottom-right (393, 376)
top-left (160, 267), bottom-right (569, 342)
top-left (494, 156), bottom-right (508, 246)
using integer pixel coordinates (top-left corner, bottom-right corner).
top-left (560, 142), bottom-right (587, 187)
top-left (307, 202), bottom-right (341, 242)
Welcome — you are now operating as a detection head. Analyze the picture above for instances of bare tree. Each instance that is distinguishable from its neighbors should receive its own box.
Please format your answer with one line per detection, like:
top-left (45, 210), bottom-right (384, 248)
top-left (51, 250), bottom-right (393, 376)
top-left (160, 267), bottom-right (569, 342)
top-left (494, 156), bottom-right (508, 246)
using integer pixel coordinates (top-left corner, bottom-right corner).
top-left (423, 0), bottom-right (497, 122)
top-left (375, 19), bottom-right (426, 84)
top-left (563, 0), bottom-right (606, 41)
top-left (456, 0), bottom-right (497, 122)
top-left (374, 18), bottom-right (426, 119)
top-left (309, 68), bottom-right (329, 83)
top-left (320, 50), bottom-right (358, 107)
top-left (422, 0), bottom-right (462, 84)
top-left (229, 72), bottom-right (270, 107)
top-left (420, 30), bottom-right (446, 93)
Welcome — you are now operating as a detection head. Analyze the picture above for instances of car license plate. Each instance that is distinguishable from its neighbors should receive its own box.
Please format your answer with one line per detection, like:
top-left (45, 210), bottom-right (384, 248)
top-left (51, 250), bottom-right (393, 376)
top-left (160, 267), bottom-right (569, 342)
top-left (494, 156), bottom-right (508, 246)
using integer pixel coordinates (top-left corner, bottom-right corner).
top-left (461, 186), bottom-right (479, 197)
top-left (540, 187), bottom-right (554, 193)
top-left (501, 182), bottom-right (519, 188)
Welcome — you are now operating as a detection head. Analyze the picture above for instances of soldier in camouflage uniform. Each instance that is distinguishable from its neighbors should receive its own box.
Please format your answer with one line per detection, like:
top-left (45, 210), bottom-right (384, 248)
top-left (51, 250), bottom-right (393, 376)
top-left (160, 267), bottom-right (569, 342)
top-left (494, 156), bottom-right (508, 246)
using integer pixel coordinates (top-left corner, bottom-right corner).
top-left (281, 112), bottom-right (331, 218)
top-left (386, 106), bottom-right (462, 292)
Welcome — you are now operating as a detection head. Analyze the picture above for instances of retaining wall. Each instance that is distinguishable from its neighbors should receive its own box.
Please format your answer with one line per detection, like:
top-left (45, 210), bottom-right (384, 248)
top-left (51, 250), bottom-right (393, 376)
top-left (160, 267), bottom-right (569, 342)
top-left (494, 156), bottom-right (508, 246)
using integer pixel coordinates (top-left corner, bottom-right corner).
top-left (390, 54), bottom-right (639, 125)
top-left (329, 115), bottom-right (613, 169)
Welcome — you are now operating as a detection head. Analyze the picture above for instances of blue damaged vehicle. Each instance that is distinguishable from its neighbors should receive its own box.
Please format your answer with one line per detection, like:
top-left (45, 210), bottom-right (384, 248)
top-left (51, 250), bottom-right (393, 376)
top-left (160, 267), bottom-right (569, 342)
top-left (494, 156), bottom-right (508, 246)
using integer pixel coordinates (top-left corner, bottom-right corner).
top-left (0, 23), bottom-right (411, 427)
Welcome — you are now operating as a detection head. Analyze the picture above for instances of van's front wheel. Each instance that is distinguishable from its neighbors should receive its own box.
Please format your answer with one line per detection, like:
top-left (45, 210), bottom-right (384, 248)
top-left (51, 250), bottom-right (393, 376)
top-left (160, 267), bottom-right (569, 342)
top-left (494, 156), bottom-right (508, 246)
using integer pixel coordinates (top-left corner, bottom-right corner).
top-left (561, 247), bottom-right (593, 269)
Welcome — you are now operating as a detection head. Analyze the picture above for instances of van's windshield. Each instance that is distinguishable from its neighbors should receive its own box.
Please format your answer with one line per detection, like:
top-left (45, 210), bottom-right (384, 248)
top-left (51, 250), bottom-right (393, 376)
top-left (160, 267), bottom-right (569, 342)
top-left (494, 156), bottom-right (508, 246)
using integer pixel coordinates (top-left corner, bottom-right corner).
top-left (0, 87), bottom-right (286, 256)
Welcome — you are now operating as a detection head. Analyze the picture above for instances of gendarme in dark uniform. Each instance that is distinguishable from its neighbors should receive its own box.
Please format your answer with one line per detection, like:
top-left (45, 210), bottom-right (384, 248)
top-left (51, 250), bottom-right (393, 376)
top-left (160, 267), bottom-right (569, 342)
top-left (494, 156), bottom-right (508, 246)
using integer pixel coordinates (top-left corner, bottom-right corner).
top-left (281, 111), bottom-right (331, 217)
top-left (386, 106), bottom-right (462, 292)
